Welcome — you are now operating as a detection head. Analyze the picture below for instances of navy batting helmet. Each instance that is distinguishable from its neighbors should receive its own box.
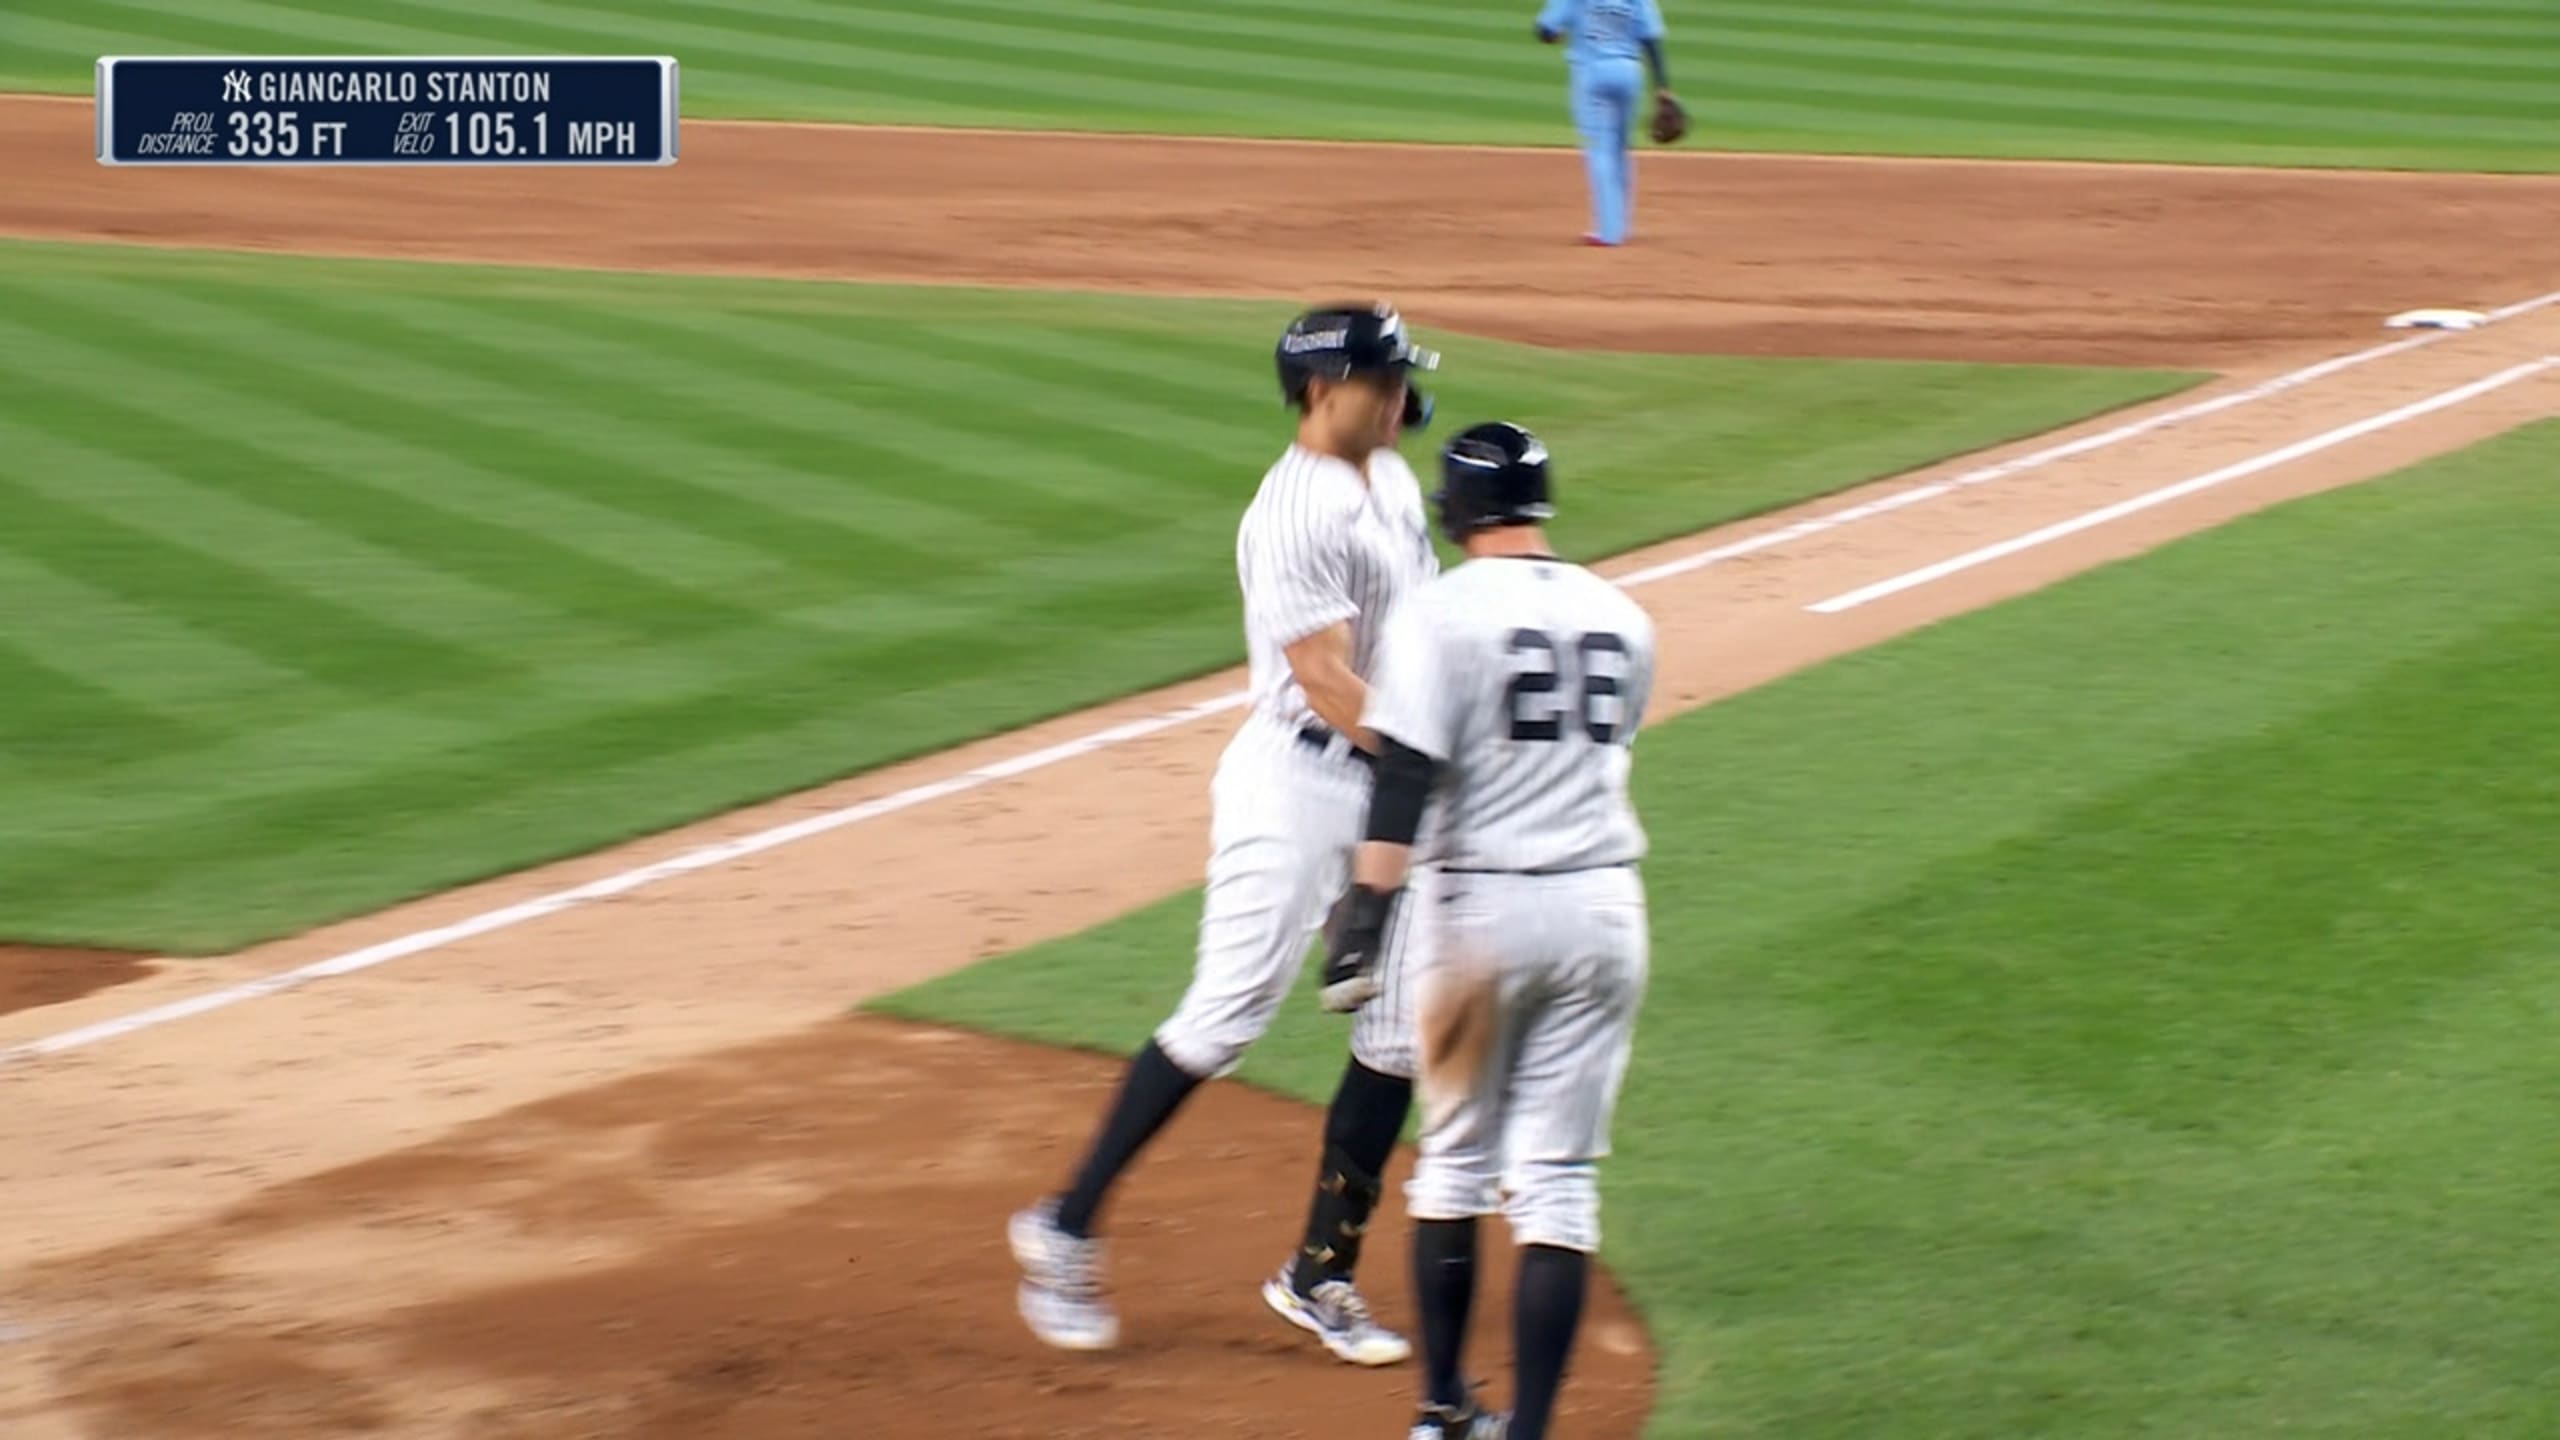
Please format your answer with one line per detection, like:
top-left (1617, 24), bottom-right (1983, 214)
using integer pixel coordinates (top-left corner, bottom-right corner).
top-left (1275, 301), bottom-right (1439, 430)
top-left (1435, 421), bottom-right (1555, 542)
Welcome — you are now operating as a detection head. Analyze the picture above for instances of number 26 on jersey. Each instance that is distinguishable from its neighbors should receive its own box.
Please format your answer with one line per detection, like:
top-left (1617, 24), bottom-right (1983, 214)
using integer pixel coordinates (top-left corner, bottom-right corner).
top-left (1506, 628), bottom-right (1630, 743)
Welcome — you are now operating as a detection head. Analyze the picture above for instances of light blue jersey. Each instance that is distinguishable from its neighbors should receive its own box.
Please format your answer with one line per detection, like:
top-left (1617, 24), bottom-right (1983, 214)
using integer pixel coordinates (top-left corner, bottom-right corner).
top-left (1536, 0), bottom-right (1669, 245)
top-left (1536, 0), bottom-right (1666, 68)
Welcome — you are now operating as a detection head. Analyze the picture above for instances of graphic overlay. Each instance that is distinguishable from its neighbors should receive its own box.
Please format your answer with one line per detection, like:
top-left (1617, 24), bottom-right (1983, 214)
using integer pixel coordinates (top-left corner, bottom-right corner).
top-left (96, 57), bottom-right (678, 166)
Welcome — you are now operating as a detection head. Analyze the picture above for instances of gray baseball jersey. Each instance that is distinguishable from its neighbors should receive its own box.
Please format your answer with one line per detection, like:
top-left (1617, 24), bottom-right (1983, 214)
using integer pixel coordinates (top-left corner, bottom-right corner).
top-left (1361, 554), bottom-right (1655, 873)
top-left (1368, 552), bottom-right (1657, 1256)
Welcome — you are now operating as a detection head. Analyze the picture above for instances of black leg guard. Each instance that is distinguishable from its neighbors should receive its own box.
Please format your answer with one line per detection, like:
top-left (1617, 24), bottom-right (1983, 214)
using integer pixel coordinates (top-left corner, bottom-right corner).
top-left (1288, 1057), bottom-right (1411, 1295)
top-left (1289, 1141), bottom-right (1384, 1296)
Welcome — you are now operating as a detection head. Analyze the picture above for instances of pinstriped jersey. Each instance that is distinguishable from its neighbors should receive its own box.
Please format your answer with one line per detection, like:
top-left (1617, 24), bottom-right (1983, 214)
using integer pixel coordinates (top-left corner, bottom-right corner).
top-left (1362, 556), bottom-right (1655, 873)
top-left (1236, 444), bottom-right (1439, 733)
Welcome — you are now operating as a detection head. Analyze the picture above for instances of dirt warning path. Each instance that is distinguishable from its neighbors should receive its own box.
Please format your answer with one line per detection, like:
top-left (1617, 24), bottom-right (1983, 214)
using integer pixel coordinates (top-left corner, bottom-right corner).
top-left (8, 96), bottom-right (2559, 366)
top-left (2, 93), bottom-right (2555, 1438)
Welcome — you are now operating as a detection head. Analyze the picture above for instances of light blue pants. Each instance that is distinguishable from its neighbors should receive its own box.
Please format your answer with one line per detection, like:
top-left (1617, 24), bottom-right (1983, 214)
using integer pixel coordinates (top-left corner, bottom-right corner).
top-left (1570, 58), bottom-right (1644, 243)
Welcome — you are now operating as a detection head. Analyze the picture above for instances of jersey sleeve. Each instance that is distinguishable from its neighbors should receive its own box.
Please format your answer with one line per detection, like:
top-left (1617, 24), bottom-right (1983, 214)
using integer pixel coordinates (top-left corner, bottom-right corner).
top-left (1639, 0), bottom-right (1666, 40)
top-left (1620, 606), bottom-right (1660, 747)
top-left (1361, 592), bottom-right (1459, 762)
top-left (1241, 490), bottom-right (1358, 646)
top-left (1537, 0), bottom-right (1581, 37)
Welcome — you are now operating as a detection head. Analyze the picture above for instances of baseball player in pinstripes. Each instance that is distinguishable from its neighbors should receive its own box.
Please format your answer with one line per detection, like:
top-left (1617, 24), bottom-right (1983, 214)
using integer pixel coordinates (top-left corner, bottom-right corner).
top-left (1010, 303), bottom-right (1444, 1366)
top-left (1322, 422), bottom-right (1656, 1440)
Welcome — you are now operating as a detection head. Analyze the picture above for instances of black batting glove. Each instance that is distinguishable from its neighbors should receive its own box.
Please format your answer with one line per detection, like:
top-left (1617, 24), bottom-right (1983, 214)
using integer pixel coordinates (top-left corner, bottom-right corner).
top-left (1319, 884), bottom-right (1400, 1013)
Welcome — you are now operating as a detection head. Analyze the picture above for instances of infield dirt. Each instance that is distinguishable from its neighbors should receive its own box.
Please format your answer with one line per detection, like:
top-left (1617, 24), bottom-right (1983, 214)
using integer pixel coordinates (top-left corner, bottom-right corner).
top-left (3, 95), bottom-right (2555, 1439)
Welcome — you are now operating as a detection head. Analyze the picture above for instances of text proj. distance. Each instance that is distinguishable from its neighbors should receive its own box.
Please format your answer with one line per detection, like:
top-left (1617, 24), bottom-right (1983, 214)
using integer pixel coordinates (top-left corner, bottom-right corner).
top-left (96, 56), bottom-right (680, 167)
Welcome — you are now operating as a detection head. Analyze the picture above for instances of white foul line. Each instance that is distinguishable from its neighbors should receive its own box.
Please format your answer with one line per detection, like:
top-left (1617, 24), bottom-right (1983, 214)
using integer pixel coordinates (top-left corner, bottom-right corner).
top-left (1807, 356), bottom-right (2560, 615)
top-left (5, 294), bottom-right (2555, 1067)
top-left (2, 691), bottom-right (1250, 1063)
top-left (1605, 314), bottom-right (2518, 590)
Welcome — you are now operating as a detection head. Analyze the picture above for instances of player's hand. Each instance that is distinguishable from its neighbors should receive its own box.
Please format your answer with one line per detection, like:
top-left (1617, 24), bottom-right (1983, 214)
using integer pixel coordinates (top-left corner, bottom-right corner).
top-left (1649, 89), bottom-right (1690, 145)
top-left (1318, 884), bottom-right (1400, 1013)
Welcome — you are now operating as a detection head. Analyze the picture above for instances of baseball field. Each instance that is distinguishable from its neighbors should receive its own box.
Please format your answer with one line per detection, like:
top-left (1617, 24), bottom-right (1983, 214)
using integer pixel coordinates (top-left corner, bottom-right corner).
top-left (1, 3), bottom-right (2555, 1438)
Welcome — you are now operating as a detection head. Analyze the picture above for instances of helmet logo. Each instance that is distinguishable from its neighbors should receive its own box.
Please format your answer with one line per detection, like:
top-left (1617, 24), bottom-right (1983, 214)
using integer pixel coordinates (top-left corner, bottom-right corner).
top-left (1281, 328), bottom-right (1349, 353)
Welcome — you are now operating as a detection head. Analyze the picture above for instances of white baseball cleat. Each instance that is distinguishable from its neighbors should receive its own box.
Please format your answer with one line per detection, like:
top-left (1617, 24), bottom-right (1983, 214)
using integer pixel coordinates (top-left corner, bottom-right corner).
top-left (1010, 1200), bottom-right (1119, 1351)
top-left (1263, 1266), bottom-right (1414, 1366)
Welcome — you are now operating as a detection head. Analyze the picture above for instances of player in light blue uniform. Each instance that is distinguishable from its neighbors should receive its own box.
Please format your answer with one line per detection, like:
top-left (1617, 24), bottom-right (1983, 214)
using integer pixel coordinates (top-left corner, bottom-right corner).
top-left (1535, 0), bottom-right (1673, 247)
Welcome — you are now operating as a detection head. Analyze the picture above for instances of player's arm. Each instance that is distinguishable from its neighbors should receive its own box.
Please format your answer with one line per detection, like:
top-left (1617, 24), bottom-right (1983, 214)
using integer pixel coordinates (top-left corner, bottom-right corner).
top-left (1535, 0), bottom-right (1574, 43)
top-left (1282, 623), bottom-right (1376, 754)
top-left (1318, 735), bottom-right (1436, 1012)
top-left (1352, 740), bottom-right (1432, 891)
top-left (1250, 498), bottom-right (1372, 748)
top-left (1318, 601), bottom-right (1455, 1011)
top-left (1640, 0), bottom-right (1670, 88)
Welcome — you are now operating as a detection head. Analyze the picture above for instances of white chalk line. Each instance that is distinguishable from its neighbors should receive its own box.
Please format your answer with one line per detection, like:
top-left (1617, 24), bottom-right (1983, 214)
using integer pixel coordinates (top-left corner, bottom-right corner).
top-left (1808, 355), bottom-right (2560, 614)
top-left (6, 292), bottom-right (2555, 1068)
top-left (1606, 318), bottom-right (2501, 590)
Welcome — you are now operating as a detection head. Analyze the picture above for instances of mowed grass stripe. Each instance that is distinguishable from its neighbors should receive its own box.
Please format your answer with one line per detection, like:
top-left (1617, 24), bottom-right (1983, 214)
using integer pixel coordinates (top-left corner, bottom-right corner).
top-left (0, 472), bottom-right (512, 699)
top-left (248, 289), bottom-right (987, 586)
top-left (926, 0), bottom-right (1543, 73)
top-left (0, 389), bottom-right (728, 661)
top-left (654, 308), bottom-right (1253, 483)
top-left (9, 0), bottom-right (2546, 166)
top-left (284, 0), bottom-right (1415, 128)
top-left (0, 294), bottom-right (794, 604)
top-left (32, 276), bottom-right (935, 596)
top-left (1938, 0), bottom-right (2559, 44)
top-left (1772, 605), bottom-right (2560, 1127)
top-left (0, 405), bottom-right (631, 661)
top-left (1685, 17), bottom-right (2560, 115)
top-left (0, 637), bottom-right (207, 782)
top-left (0, 293), bottom-right (828, 642)
top-left (0, 548), bottom-right (314, 717)
top-left (553, 0), bottom-right (1538, 101)
top-left (521, 303), bottom-right (1224, 528)
top-left (1715, 0), bottom-right (2560, 71)
top-left (349, 292), bottom-right (1065, 558)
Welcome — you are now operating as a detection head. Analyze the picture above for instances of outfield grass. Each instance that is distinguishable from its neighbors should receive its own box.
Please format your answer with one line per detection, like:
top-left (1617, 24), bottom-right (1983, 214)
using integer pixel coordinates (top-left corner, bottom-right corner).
top-left (6, 1), bottom-right (2554, 170)
top-left (882, 421), bottom-right (2560, 1438)
top-left (0, 240), bottom-right (2190, 953)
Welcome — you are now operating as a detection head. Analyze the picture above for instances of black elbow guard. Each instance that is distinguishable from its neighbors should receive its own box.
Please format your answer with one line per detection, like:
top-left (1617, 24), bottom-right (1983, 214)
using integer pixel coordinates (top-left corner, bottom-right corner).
top-left (1364, 737), bottom-right (1436, 845)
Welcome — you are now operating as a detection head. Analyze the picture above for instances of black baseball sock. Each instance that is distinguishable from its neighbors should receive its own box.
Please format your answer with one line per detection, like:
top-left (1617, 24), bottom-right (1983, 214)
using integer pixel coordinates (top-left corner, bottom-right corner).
top-left (1508, 1244), bottom-right (1591, 1440)
top-left (1290, 1058), bottom-right (1414, 1294)
top-left (1051, 1039), bottom-right (1201, 1238)
top-left (1412, 1217), bottom-right (1478, 1411)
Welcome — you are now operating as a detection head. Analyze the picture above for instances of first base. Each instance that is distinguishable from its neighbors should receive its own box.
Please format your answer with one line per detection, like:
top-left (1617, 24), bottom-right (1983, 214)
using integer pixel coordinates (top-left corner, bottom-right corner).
top-left (2385, 307), bottom-right (2488, 331)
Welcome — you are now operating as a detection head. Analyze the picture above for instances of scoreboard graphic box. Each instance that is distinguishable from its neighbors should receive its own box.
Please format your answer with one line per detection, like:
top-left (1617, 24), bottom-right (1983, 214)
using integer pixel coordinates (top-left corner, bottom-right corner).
top-left (97, 56), bottom-right (679, 166)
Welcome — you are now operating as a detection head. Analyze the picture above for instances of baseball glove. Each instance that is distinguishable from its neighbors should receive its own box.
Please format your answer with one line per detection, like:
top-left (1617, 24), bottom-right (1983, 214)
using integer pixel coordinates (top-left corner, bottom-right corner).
top-left (1649, 89), bottom-right (1689, 145)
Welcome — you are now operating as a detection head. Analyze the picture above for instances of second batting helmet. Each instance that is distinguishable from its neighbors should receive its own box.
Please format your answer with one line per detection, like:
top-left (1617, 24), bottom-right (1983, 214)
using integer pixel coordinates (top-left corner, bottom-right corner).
top-left (1434, 421), bottom-right (1555, 542)
top-left (1275, 301), bottom-right (1439, 430)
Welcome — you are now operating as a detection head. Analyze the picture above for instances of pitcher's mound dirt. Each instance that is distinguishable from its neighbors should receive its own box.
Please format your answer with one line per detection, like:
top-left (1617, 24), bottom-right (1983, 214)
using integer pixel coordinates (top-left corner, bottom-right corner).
top-left (21, 1016), bottom-right (1653, 1439)
top-left (0, 946), bottom-right (156, 1017)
